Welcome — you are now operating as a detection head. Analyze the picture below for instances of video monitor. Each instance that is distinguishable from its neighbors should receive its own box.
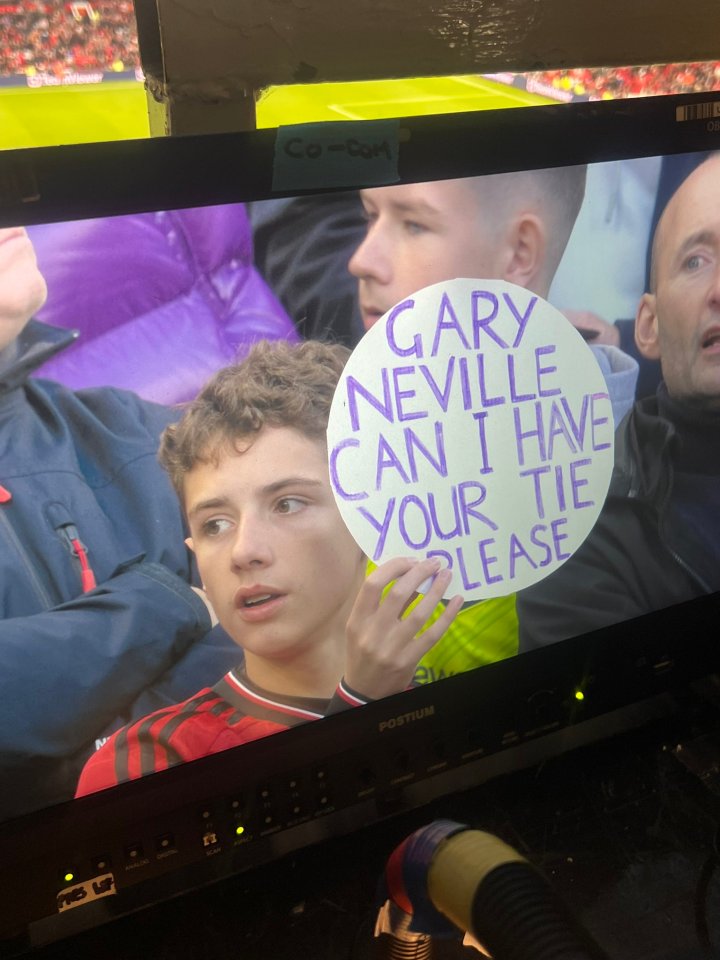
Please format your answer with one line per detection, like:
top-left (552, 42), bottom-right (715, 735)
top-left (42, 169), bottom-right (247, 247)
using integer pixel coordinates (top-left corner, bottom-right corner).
top-left (1, 91), bottom-right (719, 952)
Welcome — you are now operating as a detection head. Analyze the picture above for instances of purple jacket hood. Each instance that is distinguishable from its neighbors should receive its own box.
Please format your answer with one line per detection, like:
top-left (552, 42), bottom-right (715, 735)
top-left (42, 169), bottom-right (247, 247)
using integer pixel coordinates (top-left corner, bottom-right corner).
top-left (28, 204), bottom-right (298, 404)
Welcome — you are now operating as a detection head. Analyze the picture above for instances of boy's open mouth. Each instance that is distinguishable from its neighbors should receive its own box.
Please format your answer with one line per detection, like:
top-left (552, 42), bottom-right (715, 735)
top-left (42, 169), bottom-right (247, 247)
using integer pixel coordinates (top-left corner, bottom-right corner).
top-left (235, 588), bottom-right (284, 610)
top-left (243, 593), bottom-right (277, 608)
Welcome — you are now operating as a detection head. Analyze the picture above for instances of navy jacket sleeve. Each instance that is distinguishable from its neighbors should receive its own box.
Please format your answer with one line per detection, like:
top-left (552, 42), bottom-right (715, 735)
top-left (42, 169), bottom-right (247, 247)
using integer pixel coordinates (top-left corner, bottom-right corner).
top-left (0, 561), bottom-right (212, 758)
top-left (128, 622), bottom-right (241, 719)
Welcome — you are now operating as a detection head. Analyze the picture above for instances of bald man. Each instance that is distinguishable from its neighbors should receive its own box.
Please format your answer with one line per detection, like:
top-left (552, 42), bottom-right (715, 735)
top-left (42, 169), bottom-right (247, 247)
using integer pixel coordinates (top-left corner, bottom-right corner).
top-left (517, 153), bottom-right (720, 650)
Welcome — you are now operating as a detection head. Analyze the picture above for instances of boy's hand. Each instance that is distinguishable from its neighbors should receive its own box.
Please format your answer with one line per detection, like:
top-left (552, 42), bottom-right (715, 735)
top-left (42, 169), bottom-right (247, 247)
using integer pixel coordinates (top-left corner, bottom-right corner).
top-left (344, 557), bottom-right (464, 700)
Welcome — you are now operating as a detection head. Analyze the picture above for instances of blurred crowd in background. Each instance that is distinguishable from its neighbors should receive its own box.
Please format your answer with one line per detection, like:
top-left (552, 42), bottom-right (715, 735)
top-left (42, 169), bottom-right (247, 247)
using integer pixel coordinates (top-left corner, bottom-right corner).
top-left (528, 61), bottom-right (720, 99)
top-left (0, 0), bottom-right (138, 77)
top-left (0, 0), bottom-right (719, 96)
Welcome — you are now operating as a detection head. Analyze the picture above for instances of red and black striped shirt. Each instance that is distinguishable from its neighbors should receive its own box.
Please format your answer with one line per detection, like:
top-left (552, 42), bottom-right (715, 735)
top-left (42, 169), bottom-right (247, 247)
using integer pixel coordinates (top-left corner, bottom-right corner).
top-left (76, 668), bottom-right (368, 797)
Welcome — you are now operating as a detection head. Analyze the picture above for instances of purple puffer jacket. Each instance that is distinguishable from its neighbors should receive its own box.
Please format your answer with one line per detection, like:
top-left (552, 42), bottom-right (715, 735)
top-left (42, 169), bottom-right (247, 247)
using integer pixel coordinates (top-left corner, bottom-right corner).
top-left (28, 204), bottom-right (298, 405)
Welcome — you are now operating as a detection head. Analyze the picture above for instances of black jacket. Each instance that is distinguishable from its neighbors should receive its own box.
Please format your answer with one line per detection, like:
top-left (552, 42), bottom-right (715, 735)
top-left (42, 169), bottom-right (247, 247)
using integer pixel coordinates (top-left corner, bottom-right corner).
top-left (517, 390), bottom-right (719, 652)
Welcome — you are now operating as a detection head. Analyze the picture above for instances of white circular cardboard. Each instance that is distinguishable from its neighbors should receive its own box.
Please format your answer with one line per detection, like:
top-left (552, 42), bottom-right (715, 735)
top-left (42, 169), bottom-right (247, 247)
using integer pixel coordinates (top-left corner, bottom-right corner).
top-left (327, 278), bottom-right (615, 601)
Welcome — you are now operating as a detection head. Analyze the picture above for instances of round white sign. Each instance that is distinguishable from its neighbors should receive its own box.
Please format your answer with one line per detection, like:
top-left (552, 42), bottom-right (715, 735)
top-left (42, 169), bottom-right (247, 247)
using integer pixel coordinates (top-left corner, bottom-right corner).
top-left (327, 278), bottom-right (615, 602)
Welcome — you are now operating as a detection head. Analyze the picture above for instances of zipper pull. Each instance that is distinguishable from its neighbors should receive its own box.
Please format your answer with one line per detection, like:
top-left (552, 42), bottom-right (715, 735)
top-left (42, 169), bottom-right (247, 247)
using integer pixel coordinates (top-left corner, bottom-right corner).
top-left (0, 485), bottom-right (11, 504)
top-left (66, 525), bottom-right (97, 593)
top-left (70, 535), bottom-right (97, 592)
top-left (56, 522), bottom-right (98, 593)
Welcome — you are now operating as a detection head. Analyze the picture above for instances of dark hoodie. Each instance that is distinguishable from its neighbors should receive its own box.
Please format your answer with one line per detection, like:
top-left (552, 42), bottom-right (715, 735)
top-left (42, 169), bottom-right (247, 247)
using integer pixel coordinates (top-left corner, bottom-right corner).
top-left (517, 384), bottom-right (720, 652)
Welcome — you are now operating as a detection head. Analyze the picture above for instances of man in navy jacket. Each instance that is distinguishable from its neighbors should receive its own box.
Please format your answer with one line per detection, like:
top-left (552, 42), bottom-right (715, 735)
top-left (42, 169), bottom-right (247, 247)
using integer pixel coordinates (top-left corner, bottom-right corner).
top-left (0, 227), bottom-right (238, 819)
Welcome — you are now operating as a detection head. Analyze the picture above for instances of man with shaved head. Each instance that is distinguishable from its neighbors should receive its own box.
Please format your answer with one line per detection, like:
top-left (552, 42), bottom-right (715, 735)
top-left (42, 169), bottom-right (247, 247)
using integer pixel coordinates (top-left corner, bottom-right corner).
top-left (346, 167), bottom-right (641, 675)
top-left (517, 153), bottom-right (720, 650)
top-left (348, 168), bottom-right (638, 425)
top-left (349, 169), bottom-right (584, 326)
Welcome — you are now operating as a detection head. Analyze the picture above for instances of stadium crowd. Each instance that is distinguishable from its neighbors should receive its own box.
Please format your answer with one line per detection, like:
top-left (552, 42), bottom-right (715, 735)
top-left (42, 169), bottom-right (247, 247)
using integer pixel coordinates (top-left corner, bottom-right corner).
top-left (0, 2), bottom-right (719, 95)
top-left (528, 61), bottom-right (720, 100)
top-left (0, 0), bottom-right (138, 78)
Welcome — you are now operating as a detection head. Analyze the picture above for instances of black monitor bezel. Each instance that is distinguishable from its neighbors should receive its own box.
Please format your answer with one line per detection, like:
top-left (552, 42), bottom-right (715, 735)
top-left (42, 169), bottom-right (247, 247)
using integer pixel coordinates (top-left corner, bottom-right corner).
top-left (1, 90), bottom-right (720, 950)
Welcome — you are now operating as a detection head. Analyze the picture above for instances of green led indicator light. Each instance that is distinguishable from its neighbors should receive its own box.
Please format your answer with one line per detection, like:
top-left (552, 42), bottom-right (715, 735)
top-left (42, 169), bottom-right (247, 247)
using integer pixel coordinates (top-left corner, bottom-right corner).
top-left (235, 825), bottom-right (245, 836)
top-left (574, 690), bottom-right (585, 702)
top-left (63, 872), bottom-right (75, 883)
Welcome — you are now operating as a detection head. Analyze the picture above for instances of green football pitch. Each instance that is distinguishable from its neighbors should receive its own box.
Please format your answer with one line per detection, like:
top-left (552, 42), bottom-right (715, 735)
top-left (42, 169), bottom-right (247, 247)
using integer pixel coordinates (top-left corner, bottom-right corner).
top-left (0, 74), bottom-right (553, 150)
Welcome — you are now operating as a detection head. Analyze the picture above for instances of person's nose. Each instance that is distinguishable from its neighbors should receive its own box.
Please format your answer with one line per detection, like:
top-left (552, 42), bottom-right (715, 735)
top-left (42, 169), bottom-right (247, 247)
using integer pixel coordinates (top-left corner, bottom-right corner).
top-left (348, 222), bottom-right (392, 285)
top-left (708, 263), bottom-right (720, 309)
top-left (230, 512), bottom-right (273, 571)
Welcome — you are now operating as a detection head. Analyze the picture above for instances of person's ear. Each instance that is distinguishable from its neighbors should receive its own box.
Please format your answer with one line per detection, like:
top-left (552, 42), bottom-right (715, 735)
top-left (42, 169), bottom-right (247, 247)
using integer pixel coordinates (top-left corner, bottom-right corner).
top-left (185, 536), bottom-right (195, 554)
top-left (503, 214), bottom-right (545, 291)
top-left (635, 293), bottom-right (662, 360)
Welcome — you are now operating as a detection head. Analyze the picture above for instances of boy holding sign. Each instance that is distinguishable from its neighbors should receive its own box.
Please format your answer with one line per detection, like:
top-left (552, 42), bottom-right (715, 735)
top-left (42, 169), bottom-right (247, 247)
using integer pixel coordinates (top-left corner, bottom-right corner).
top-left (76, 340), bottom-right (463, 796)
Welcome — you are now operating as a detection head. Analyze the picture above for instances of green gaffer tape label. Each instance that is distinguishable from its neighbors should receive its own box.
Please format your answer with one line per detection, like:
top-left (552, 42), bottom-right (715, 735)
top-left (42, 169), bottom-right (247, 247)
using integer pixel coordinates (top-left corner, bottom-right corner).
top-left (272, 120), bottom-right (400, 192)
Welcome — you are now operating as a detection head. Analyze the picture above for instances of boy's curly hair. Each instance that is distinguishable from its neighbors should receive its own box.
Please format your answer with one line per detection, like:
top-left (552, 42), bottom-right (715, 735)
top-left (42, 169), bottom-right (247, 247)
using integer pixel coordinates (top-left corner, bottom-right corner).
top-left (159, 339), bottom-right (350, 498)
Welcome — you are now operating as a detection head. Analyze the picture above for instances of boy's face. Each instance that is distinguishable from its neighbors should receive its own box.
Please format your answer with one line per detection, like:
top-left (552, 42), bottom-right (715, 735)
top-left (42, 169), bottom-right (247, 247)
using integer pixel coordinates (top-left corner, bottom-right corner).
top-left (348, 180), bottom-right (501, 330)
top-left (184, 425), bottom-right (366, 662)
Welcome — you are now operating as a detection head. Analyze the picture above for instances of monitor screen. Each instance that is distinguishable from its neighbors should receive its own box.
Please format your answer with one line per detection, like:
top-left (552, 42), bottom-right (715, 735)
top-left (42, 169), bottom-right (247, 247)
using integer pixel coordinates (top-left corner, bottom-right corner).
top-left (1, 92), bottom-right (719, 950)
